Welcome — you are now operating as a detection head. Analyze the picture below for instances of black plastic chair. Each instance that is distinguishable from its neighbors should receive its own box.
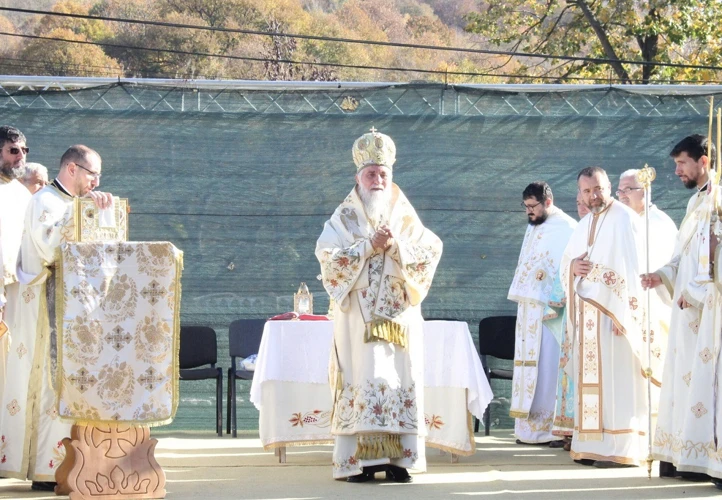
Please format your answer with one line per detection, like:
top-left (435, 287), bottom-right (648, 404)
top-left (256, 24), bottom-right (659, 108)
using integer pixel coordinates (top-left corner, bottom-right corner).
top-left (179, 326), bottom-right (223, 436)
top-left (227, 318), bottom-right (266, 437)
top-left (477, 315), bottom-right (516, 435)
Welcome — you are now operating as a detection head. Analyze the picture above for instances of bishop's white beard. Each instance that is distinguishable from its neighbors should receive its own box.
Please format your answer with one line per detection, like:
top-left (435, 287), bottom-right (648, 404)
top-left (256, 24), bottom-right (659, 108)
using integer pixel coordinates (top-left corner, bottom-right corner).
top-left (358, 185), bottom-right (391, 229)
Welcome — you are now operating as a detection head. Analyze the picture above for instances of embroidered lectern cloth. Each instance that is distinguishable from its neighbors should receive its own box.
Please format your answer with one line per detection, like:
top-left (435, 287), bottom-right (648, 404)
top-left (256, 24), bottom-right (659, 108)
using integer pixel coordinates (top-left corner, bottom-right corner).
top-left (56, 241), bottom-right (183, 426)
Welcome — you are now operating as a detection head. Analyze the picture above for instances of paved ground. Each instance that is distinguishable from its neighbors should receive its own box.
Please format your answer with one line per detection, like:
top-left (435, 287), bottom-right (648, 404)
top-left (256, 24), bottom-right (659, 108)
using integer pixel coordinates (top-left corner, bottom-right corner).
top-left (0, 430), bottom-right (719, 499)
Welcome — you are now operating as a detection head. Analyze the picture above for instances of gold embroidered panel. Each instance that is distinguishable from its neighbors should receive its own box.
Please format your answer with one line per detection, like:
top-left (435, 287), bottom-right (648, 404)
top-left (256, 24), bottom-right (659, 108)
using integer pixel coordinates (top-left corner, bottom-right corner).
top-left (56, 241), bottom-right (183, 426)
top-left (74, 198), bottom-right (129, 242)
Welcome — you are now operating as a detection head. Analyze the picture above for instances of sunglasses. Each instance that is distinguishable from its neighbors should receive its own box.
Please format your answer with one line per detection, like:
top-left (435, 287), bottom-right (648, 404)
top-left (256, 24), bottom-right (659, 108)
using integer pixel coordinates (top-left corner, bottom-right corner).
top-left (8, 146), bottom-right (29, 155)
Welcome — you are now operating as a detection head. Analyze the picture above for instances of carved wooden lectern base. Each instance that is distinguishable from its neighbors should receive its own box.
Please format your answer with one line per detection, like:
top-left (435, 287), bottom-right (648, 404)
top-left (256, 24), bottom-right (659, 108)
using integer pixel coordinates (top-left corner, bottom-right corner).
top-left (55, 423), bottom-right (166, 499)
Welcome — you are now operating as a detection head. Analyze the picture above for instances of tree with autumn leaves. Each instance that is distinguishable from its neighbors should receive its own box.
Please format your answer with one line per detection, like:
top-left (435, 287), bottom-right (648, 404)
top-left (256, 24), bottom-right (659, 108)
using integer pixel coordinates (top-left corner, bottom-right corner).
top-left (0, 0), bottom-right (719, 82)
top-left (464, 0), bottom-right (722, 83)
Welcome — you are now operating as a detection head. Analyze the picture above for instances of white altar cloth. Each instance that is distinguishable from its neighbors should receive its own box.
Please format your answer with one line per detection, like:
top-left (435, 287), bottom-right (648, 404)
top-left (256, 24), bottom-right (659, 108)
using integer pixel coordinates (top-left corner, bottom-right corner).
top-left (249, 320), bottom-right (491, 457)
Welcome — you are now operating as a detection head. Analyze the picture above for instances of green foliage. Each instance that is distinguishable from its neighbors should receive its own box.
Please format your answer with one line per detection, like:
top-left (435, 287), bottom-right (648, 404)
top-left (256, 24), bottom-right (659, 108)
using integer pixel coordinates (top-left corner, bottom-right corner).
top-left (464, 0), bottom-right (722, 83)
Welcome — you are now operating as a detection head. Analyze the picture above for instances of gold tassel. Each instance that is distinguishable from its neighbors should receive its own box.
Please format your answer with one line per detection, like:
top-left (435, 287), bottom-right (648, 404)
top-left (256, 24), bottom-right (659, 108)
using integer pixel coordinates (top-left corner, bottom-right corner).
top-left (364, 319), bottom-right (407, 348)
top-left (356, 434), bottom-right (403, 460)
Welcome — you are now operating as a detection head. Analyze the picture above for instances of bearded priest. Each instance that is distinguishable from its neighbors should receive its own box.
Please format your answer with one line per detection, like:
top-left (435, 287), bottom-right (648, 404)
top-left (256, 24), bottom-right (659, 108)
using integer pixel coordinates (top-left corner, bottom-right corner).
top-left (561, 166), bottom-right (652, 468)
top-left (508, 181), bottom-right (576, 445)
top-left (316, 128), bottom-right (443, 483)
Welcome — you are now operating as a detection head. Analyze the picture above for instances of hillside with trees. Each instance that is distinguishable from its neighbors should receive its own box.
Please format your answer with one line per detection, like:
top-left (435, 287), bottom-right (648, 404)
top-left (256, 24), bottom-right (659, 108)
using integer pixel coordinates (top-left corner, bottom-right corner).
top-left (0, 0), bottom-right (719, 83)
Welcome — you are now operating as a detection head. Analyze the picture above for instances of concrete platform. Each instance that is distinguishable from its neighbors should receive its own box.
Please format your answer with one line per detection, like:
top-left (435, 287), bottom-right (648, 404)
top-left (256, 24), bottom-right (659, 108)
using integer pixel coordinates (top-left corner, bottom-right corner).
top-left (1, 430), bottom-right (719, 499)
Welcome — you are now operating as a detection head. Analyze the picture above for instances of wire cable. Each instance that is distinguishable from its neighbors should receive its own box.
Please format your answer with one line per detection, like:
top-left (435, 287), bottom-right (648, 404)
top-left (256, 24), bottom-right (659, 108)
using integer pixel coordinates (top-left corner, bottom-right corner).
top-left (1, 6), bottom-right (722, 73)
top-left (0, 32), bottom-right (718, 84)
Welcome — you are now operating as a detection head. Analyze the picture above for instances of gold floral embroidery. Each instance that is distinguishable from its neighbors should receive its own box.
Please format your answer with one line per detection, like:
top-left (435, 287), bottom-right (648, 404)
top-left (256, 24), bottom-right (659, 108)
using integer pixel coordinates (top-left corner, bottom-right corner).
top-left (22, 288), bottom-right (35, 303)
top-left (96, 358), bottom-right (135, 412)
top-left (16, 343), bottom-right (27, 359)
top-left (683, 372), bottom-right (692, 386)
top-left (99, 274), bottom-right (138, 322)
top-left (135, 313), bottom-right (171, 365)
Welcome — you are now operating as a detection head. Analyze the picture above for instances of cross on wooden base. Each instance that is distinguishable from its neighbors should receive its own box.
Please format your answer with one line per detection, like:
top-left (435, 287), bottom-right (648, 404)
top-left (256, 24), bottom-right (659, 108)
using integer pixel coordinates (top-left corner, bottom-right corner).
top-left (56, 423), bottom-right (166, 499)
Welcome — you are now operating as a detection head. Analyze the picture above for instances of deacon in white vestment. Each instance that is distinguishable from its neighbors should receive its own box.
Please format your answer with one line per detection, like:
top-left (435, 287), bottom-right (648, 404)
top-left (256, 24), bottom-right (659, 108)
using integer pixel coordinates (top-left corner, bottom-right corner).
top-left (562, 167), bottom-right (651, 468)
top-left (0, 126), bottom-right (31, 431)
top-left (508, 182), bottom-right (576, 444)
top-left (316, 129), bottom-right (442, 483)
top-left (0, 145), bottom-right (114, 491)
top-left (644, 135), bottom-right (722, 489)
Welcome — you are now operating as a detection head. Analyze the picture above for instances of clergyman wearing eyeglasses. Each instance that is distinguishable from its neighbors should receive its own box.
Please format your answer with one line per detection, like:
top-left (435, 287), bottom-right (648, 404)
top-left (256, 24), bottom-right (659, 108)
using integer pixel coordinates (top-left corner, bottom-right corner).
top-left (0, 144), bottom-right (115, 492)
top-left (508, 181), bottom-right (577, 448)
top-left (0, 125), bottom-right (33, 465)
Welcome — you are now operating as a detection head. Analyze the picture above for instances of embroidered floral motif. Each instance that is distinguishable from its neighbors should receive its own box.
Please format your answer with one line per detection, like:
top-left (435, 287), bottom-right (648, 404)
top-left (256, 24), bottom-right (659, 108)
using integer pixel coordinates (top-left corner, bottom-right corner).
top-left (683, 372), bottom-right (692, 386)
top-left (699, 348), bottom-right (713, 364)
top-left (691, 402), bottom-right (708, 418)
top-left (333, 381), bottom-right (417, 432)
top-left (6, 399), bottom-right (20, 416)
top-left (333, 455), bottom-right (359, 473)
top-left (425, 414), bottom-right (444, 430)
top-left (16, 343), bottom-right (27, 359)
top-left (289, 410), bottom-right (332, 428)
top-left (689, 319), bottom-right (700, 335)
top-left (22, 288), bottom-right (35, 303)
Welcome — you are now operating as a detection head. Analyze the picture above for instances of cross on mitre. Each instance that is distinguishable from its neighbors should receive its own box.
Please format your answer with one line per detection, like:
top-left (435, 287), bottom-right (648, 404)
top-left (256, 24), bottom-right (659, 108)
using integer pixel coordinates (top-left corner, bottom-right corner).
top-left (369, 126), bottom-right (377, 134)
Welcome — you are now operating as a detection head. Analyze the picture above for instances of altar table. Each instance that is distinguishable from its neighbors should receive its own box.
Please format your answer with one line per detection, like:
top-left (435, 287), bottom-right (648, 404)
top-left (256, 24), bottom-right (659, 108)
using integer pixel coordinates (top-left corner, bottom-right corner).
top-left (249, 320), bottom-right (492, 463)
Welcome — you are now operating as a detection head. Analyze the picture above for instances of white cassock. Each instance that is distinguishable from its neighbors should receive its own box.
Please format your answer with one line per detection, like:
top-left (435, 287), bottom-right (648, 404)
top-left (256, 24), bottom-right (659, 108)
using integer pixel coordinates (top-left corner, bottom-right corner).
top-left (316, 184), bottom-right (442, 479)
top-left (653, 185), bottom-right (722, 478)
top-left (507, 206), bottom-right (576, 443)
top-left (561, 200), bottom-right (655, 465)
top-left (0, 183), bottom-right (74, 480)
top-left (0, 175), bottom-right (31, 430)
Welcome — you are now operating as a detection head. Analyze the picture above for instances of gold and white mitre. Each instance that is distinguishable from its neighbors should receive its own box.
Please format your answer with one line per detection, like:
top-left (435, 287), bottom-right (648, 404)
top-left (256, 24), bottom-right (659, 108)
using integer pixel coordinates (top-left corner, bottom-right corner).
top-left (352, 127), bottom-right (396, 171)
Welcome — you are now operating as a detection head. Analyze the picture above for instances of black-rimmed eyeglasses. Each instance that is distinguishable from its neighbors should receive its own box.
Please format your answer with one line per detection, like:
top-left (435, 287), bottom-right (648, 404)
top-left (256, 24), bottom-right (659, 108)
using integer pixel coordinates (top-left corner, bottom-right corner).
top-left (75, 162), bottom-right (102, 179)
top-left (521, 201), bottom-right (542, 211)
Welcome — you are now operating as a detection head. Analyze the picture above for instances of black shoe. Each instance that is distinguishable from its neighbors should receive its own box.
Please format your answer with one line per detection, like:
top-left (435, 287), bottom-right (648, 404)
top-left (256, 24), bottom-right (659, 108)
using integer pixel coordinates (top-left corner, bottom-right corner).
top-left (347, 465), bottom-right (385, 483)
top-left (31, 481), bottom-right (57, 492)
top-left (678, 471), bottom-right (711, 481)
top-left (386, 465), bottom-right (412, 483)
top-left (574, 459), bottom-right (595, 466)
top-left (347, 469), bottom-right (374, 483)
top-left (548, 440), bottom-right (566, 448)
top-left (711, 478), bottom-right (722, 490)
top-left (659, 461), bottom-right (677, 478)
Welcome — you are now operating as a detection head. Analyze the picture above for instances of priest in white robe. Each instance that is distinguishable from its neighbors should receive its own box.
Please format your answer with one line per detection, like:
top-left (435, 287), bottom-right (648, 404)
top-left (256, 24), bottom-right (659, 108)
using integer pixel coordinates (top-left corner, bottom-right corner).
top-left (616, 169), bottom-right (676, 419)
top-left (0, 145), bottom-right (113, 492)
top-left (644, 135), bottom-right (722, 489)
top-left (561, 166), bottom-right (652, 468)
top-left (508, 181), bottom-right (576, 445)
top-left (316, 128), bottom-right (442, 483)
top-left (0, 125), bottom-right (31, 429)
